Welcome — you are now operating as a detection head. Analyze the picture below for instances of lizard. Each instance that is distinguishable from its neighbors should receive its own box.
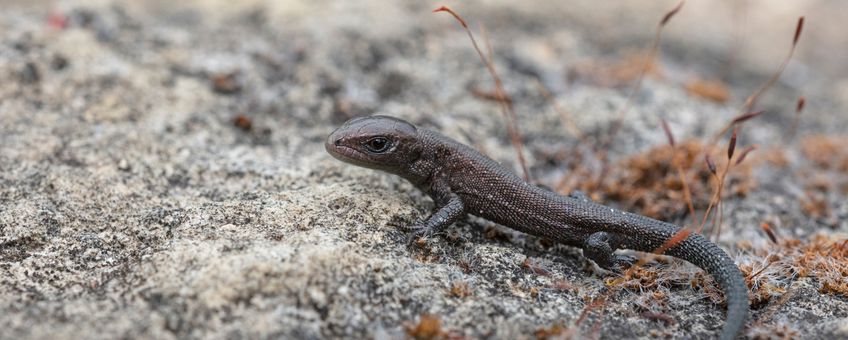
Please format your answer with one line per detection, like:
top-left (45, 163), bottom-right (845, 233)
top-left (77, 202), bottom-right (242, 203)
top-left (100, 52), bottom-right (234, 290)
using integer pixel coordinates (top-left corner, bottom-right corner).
top-left (325, 115), bottom-right (748, 340)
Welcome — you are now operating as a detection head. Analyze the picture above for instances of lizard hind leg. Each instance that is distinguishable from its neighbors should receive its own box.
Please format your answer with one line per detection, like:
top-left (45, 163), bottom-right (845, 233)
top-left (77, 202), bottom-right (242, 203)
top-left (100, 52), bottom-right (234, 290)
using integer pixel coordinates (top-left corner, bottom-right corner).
top-left (583, 231), bottom-right (637, 273)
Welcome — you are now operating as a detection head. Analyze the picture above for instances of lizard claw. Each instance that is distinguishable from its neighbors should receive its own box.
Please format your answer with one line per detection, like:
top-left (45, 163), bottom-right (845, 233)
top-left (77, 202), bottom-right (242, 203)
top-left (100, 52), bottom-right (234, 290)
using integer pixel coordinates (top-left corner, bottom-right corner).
top-left (403, 223), bottom-right (435, 245)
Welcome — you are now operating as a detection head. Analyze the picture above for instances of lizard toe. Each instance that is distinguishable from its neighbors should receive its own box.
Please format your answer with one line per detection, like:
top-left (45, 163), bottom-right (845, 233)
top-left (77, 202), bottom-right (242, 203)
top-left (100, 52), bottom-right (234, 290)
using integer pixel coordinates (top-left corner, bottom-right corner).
top-left (405, 223), bottom-right (435, 245)
top-left (611, 254), bottom-right (638, 272)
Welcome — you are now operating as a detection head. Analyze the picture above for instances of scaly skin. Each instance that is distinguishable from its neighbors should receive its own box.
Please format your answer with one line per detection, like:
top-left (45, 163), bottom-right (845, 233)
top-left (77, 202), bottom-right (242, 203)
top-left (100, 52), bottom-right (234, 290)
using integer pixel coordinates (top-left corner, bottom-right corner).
top-left (326, 115), bottom-right (748, 339)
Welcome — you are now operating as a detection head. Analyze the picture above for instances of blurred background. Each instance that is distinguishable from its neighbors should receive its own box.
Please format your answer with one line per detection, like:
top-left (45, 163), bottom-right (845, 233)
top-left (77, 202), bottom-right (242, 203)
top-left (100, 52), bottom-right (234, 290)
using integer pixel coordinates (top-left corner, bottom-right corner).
top-left (1, 1), bottom-right (846, 339)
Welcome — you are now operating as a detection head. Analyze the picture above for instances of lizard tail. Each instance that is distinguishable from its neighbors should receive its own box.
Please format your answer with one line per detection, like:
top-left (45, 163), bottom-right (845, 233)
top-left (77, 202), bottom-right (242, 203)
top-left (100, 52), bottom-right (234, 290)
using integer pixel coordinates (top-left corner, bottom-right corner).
top-left (662, 233), bottom-right (748, 340)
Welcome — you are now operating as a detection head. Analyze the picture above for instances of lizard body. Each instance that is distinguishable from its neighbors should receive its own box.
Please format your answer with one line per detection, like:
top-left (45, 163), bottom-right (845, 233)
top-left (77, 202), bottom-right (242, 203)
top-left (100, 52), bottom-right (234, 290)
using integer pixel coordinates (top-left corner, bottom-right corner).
top-left (325, 115), bottom-right (748, 339)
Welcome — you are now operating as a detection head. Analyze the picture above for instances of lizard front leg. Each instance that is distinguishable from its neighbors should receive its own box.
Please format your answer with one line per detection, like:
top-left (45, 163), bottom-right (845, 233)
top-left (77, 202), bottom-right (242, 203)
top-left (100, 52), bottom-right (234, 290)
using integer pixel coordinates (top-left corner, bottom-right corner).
top-left (404, 176), bottom-right (466, 241)
top-left (406, 194), bottom-right (465, 240)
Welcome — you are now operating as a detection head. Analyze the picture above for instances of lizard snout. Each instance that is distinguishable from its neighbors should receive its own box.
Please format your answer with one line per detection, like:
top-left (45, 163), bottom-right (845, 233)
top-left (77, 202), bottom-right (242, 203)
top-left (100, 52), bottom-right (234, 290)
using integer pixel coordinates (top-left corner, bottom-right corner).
top-left (325, 128), bottom-right (349, 157)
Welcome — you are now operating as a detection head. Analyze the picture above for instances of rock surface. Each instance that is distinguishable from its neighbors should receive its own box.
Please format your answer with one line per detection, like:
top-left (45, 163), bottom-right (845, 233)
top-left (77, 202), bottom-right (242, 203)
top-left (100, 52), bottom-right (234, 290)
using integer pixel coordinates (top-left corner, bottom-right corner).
top-left (1, 1), bottom-right (846, 339)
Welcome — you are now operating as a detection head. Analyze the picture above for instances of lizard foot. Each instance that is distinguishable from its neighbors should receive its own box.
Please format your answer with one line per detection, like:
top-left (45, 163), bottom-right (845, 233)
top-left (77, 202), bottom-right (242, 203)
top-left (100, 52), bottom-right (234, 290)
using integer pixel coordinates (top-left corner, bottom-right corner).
top-left (583, 231), bottom-right (637, 273)
top-left (402, 223), bottom-right (436, 245)
top-left (609, 254), bottom-right (638, 273)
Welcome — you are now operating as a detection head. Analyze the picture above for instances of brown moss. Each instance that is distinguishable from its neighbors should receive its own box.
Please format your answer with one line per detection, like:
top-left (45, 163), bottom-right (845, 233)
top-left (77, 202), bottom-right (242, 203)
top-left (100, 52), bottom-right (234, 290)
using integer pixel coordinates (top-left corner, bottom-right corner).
top-left (211, 72), bottom-right (241, 94)
top-left (567, 50), bottom-right (662, 87)
top-left (560, 140), bottom-right (757, 221)
top-left (448, 281), bottom-right (473, 298)
top-left (607, 265), bottom-right (663, 290)
top-left (548, 279), bottom-right (577, 292)
top-left (759, 146), bottom-right (790, 167)
top-left (799, 190), bottom-right (830, 220)
top-left (747, 323), bottom-right (799, 340)
top-left (746, 234), bottom-right (848, 301)
top-left (523, 258), bottom-right (552, 276)
top-left (800, 135), bottom-right (848, 171)
top-left (232, 114), bottom-right (252, 131)
top-left (534, 323), bottom-right (571, 339)
top-left (406, 314), bottom-right (444, 340)
top-left (684, 77), bottom-right (730, 103)
top-left (797, 135), bottom-right (848, 219)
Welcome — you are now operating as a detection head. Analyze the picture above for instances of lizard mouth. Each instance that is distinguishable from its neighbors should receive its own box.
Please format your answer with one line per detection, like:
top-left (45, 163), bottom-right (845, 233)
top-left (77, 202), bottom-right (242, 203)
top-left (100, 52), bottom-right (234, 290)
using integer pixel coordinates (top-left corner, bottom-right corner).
top-left (328, 145), bottom-right (361, 161)
top-left (325, 138), bottom-right (371, 166)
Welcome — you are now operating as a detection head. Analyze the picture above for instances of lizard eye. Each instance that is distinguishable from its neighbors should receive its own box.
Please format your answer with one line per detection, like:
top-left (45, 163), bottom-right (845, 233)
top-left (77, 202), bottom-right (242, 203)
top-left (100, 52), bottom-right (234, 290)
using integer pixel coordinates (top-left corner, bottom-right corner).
top-left (364, 137), bottom-right (391, 153)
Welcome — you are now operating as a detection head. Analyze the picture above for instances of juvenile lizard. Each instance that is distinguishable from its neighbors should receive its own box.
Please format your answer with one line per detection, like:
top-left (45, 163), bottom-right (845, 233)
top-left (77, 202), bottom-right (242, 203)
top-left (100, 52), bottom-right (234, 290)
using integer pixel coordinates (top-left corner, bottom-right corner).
top-left (325, 115), bottom-right (748, 339)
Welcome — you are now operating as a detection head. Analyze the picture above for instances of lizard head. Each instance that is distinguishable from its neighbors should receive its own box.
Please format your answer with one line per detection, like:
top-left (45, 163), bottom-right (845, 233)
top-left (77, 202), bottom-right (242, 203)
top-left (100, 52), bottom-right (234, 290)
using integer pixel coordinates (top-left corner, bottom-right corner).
top-left (326, 115), bottom-right (421, 174)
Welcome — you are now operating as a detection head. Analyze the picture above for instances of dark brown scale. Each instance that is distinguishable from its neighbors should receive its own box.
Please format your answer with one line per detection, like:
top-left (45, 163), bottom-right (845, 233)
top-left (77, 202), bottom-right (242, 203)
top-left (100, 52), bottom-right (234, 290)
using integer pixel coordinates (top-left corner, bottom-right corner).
top-left (326, 116), bottom-right (748, 340)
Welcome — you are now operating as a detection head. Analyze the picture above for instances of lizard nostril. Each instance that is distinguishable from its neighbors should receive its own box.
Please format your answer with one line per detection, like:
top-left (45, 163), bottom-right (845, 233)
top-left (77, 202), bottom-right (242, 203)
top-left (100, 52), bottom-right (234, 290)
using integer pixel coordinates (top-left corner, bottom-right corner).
top-left (334, 138), bottom-right (342, 146)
